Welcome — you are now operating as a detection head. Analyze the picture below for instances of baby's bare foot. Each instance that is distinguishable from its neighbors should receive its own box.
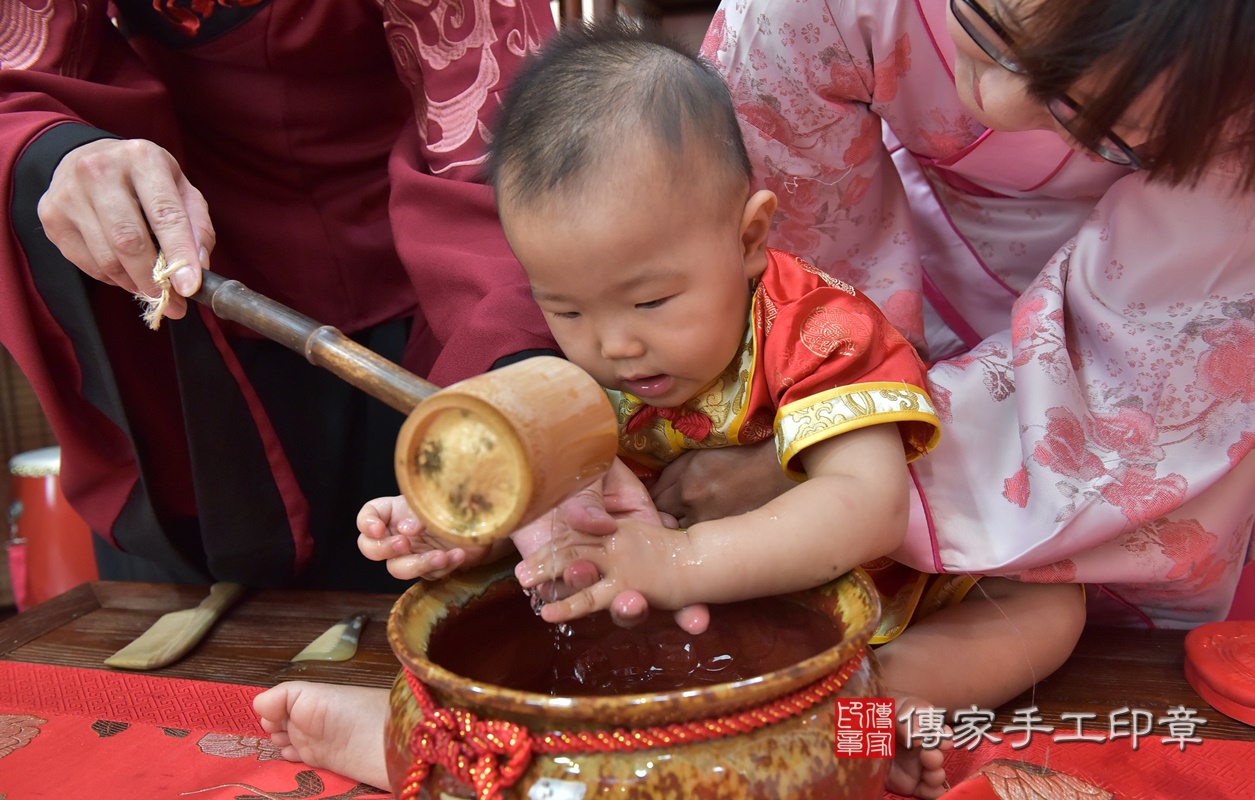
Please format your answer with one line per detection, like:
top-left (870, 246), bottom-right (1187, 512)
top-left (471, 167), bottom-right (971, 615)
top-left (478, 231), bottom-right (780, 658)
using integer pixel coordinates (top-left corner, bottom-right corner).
top-left (253, 681), bottom-right (392, 791)
top-left (885, 694), bottom-right (950, 799)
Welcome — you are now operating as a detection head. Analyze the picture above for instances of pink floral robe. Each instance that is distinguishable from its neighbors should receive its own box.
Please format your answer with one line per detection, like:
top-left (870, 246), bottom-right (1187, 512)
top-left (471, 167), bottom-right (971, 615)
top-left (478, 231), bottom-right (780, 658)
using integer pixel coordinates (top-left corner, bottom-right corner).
top-left (703, 0), bottom-right (1255, 626)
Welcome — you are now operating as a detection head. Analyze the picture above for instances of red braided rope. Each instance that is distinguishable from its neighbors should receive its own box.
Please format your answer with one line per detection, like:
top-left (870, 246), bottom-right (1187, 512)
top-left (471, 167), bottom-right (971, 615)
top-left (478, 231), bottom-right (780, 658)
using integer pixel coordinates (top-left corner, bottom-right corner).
top-left (399, 647), bottom-right (865, 800)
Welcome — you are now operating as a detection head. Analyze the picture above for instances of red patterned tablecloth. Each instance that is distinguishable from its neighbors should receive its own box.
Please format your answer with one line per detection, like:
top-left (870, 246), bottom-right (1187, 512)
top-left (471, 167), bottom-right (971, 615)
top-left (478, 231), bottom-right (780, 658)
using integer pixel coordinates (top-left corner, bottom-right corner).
top-left (5, 659), bottom-right (1253, 799)
top-left (0, 661), bottom-right (388, 799)
top-left (889, 733), bottom-right (1255, 799)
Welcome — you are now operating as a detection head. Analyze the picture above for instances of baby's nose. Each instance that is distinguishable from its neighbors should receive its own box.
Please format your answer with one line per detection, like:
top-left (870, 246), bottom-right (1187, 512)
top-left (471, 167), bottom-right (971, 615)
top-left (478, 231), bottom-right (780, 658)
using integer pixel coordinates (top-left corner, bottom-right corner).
top-left (599, 326), bottom-right (645, 359)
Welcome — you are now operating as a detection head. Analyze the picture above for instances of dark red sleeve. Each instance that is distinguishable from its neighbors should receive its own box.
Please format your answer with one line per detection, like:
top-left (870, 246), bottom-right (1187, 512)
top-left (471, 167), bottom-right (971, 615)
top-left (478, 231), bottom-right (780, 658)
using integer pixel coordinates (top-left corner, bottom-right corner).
top-left (383, 0), bottom-right (560, 386)
top-left (1, 2), bottom-right (311, 581)
top-left (0, 1), bottom-right (188, 540)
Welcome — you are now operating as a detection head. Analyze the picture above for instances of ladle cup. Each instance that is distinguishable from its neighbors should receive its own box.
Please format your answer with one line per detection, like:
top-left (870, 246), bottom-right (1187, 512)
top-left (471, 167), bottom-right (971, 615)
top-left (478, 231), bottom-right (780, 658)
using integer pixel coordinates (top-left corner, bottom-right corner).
top-left (191, 271), bottom-right (618, 544)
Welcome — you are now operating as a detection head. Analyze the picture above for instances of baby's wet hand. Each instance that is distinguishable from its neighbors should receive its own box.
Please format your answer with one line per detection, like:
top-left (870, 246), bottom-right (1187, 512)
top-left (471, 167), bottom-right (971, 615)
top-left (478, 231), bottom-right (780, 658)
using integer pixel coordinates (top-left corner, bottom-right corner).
top-left (356, 495), bottom-right (484, 581)
top-left (514, 518), bottom-right (692, 624)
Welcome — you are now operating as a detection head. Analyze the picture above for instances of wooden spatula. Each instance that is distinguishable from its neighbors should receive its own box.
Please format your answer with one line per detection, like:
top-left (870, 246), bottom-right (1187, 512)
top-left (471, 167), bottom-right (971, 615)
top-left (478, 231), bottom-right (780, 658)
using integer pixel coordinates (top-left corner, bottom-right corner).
top-left (291, 612), bottom-right (368, 662)
top-left (104, 582), bottom-right (246, 670)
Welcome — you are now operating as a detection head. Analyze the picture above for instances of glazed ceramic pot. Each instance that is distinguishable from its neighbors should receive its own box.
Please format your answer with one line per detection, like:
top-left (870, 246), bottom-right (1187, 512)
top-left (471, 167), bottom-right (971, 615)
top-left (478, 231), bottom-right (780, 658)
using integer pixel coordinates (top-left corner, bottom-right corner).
top-left (385, 565), bottom-right (889, 799)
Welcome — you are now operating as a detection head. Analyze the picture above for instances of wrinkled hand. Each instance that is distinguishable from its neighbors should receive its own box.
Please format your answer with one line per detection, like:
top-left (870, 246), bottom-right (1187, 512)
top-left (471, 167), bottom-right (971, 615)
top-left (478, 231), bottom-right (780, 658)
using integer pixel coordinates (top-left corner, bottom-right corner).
top-left (357, 495), bottom-right (497, 581)
top-left (652, 439), bottom-right (793, 526)
top-left (516, 459), bottom-right (709, 633)
top-left (37, 138), bottom-right (213, 316)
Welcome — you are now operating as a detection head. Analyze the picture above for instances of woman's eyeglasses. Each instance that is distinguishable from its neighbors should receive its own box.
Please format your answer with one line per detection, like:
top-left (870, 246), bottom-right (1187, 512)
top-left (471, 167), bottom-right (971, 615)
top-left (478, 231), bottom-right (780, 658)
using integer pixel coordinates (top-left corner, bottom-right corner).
top-left (950, 0), bottom-right (1144, 169)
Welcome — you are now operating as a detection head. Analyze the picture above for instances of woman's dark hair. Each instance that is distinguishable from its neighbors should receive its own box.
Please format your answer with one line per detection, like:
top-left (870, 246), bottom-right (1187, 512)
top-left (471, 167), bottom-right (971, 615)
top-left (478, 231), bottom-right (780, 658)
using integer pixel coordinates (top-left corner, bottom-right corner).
top-left (489, 18), bottom-right (753, 208)
top-left (1010, 0), bottom-right (1255, 191)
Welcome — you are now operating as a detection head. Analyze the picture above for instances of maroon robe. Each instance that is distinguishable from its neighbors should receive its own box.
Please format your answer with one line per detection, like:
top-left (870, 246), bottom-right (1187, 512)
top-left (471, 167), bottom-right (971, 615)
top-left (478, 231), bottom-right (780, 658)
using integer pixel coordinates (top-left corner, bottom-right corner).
top-left (0, 0), bottom-right (558, 588)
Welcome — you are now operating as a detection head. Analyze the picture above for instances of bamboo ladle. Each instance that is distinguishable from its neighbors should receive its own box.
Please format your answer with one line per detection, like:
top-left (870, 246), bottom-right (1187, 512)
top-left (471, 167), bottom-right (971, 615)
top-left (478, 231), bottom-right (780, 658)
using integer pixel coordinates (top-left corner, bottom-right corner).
top-left (191, 271), bottom-right (618, 544)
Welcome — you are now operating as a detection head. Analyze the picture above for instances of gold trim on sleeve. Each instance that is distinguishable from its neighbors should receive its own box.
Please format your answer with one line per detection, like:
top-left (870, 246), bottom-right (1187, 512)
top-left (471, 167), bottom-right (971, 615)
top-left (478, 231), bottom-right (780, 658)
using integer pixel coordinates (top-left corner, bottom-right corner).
top-left (775, 382), bottom-right (941, 478)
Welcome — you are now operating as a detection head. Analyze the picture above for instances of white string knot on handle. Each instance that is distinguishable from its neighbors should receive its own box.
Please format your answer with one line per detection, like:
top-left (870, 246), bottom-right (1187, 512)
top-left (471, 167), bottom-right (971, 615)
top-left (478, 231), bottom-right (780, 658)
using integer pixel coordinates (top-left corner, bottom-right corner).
top-left (135, 251), bottom-right (186, 330)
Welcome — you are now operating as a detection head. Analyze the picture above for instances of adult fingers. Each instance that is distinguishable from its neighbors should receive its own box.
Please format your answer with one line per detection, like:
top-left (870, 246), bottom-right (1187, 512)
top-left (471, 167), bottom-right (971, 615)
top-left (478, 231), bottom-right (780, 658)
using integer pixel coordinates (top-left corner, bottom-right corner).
top-left (38, 139), bottom-right (213, 317)
top-left (600, 459), bottom-right (663, 525)
top-left (556, 483), bottom-right (617, 535)
top-left (132, 148), bottom-right (213, 317)
top-left (538, 581), bottom-right (615, 624)
top-left (561, 560), bottom-right (601, 593)
top-left (45, 140), bottom-right (163, 294)
top-left (672, 604), bottom-right (710, 634)
top-left (608, 590), bottom-right (650, 628)
top-left (38, 163), bottom-right (148, 293)
top-left (510, 509), bottom-right (563, 558)
top-left (170, 172), bottom-right (213, 296)
top-left (515, 540), bottom-right (605, 588)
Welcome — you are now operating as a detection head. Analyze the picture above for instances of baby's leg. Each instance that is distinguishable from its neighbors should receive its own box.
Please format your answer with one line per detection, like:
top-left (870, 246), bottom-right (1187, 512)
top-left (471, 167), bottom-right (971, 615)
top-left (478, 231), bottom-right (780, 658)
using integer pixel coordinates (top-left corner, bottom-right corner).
top-left (253, 681), bottom-right (392, 791)
top-left (875, 580), bottom-right (1086, 798)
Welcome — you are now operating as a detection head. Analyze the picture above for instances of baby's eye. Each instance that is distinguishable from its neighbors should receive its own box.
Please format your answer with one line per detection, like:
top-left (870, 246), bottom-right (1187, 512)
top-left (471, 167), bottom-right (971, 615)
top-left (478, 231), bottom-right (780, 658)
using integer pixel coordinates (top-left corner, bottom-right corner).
top-left (549, 310), bottom-right (581, 320)
top-left (636, 297), bottom-right (671, 310)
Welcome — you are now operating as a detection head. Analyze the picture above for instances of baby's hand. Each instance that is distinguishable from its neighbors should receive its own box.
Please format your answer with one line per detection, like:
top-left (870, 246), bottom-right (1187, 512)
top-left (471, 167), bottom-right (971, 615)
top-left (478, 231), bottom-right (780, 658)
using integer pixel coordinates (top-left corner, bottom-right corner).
top-left (515, 518), bottom-right (694, 625)
top-left (356, 495), bottom-right (494, 581)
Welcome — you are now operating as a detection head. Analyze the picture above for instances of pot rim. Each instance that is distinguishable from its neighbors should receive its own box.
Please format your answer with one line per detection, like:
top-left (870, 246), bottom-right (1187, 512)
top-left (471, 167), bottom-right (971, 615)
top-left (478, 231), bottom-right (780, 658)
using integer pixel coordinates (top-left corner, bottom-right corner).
top-left (387, 565), bottom-right (882, 725)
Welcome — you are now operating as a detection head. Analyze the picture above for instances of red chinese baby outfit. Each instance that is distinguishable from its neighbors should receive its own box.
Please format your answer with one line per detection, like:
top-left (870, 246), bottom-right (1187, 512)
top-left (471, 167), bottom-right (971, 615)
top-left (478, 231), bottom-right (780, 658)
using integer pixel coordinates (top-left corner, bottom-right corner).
top-left (607, 248), bottom-right (961, 642)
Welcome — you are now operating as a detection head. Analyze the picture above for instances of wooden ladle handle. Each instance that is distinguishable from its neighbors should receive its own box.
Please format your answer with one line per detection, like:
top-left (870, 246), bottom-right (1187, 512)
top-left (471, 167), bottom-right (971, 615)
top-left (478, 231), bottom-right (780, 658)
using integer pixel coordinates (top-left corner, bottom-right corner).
top-left (192, 270), bottom-right (436, 413)
top-left (190, 271), bottom-right (619, 543)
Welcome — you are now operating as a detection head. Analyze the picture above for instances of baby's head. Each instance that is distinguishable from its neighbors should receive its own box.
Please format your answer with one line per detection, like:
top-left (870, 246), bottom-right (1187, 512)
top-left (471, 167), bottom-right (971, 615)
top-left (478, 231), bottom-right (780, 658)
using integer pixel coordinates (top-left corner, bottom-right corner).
top-left (490, 20), bottom-right (777, 408)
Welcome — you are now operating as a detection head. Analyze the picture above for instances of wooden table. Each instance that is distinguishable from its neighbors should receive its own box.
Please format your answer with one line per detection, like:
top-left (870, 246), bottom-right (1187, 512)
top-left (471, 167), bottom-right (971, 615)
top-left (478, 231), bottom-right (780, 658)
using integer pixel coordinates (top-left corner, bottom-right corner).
top-left (1000, 624), bottom-right (1255, 743)
top-left (0, 581), bottom-right (404, 690)
top-left (2, 581), bottom-right (1252, 745)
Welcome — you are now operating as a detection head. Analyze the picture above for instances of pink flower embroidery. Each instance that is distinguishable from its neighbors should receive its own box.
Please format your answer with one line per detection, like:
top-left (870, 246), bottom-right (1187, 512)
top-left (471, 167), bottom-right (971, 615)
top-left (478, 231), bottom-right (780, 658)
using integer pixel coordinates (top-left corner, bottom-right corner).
top-left (700, 10), bottom-right (728, 59)
top-left (1228, 432), bottom-right (1255, 467)
top-left (927, 380), bottom-right (953, 424)
top-left (1122, 518), bottom-right (1224, 597)
top-left (1033, 408), bottom-right (1105, 481)
top-left (739, 99), bottom-right (795, 148)
top-left (843, 173), bottom-right (873, 209)
top-left (1002, 465), bottom-right (1030, 508)
top-left (1100, 464), bottom-right (1188, 525)
top-left (1088, 406), bottom-right (1164, 462)
top-left (870, 34), bottom-right (912, 103)
top-left (1196, 318), bottom-right (1255, 403)
top-left (1016, 559), bottom-right (1077, 583)
top-left (1010, 294), bottom-right (1048, 346)
top-left (841, 116), bottom-right (881, 170)
top-left (821, 47), bottom-right (871, 101)
top-left (881, 289), bottom-right (924, 349)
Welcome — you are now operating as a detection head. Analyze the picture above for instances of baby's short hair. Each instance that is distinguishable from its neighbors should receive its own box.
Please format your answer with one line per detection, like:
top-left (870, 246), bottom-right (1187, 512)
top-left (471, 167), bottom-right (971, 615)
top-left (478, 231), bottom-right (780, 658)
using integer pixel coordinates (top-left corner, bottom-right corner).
top-left (490, 19), bottom-right (753, 208)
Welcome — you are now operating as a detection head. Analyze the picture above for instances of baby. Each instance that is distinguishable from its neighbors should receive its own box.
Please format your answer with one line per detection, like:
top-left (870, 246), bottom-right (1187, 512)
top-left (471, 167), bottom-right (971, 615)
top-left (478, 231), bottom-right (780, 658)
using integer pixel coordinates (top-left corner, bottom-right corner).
top-left (255, 21), bottom-right (1086, 799)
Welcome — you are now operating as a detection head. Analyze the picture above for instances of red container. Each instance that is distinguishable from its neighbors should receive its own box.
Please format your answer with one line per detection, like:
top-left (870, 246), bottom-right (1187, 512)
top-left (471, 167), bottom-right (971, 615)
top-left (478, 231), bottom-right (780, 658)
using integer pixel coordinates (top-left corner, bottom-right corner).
top-left (7, 447), bottom-right (98, 609)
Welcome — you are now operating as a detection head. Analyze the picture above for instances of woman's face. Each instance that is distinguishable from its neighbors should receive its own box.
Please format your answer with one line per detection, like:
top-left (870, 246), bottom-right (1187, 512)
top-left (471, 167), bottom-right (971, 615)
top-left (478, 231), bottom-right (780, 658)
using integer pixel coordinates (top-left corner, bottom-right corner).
top-left (946, 0), bottom-right (1048, 131)
top-left (946, 0), bottom-right (1158, 153)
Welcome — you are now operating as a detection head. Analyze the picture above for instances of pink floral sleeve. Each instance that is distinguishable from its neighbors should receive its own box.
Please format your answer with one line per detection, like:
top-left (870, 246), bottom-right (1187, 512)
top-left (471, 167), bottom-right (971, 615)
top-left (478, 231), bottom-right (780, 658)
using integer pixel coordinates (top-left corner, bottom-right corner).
top-left (702, 0), bottom-right (937, 351)
top-left (914, 170), bottom-right (1255, 624)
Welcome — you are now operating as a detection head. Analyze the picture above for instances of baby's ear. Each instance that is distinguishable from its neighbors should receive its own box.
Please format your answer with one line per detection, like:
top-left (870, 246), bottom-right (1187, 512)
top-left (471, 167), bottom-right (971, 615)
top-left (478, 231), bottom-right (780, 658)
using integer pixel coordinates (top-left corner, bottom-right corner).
top-left (740, 190), bottom-right (777, 279)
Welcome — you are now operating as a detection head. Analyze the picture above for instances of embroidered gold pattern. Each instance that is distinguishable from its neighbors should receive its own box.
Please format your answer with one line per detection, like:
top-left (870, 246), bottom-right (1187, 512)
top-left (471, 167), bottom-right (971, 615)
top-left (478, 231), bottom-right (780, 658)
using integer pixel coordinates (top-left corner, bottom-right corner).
top-left (794, 256), bottom-right (856, 294)
top-left (776, 382), bottom-right (939, 477)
